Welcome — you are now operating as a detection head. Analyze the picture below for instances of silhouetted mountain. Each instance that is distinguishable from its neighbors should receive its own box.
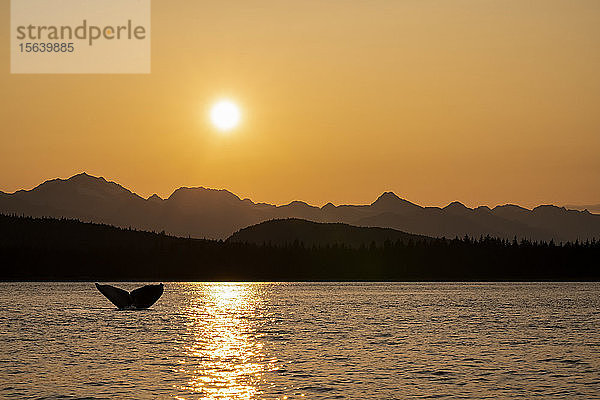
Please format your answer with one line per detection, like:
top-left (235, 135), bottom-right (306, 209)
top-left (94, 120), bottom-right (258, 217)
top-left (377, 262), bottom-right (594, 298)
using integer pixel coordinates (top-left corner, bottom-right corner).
top-left (228, 218), bottom-right (431, 248)
top-left (1, 172), bottom-right (600, 241)
top-left (564, 203), bottom-right (600, 214)
top-left (147, 194), bottom-right (163, 203)
top-left (370, 191), bottom-right (422, 214)
top-left (1, 214), bottom-right (599, 281)
top-left (0, 173), bottom-right (151, 229)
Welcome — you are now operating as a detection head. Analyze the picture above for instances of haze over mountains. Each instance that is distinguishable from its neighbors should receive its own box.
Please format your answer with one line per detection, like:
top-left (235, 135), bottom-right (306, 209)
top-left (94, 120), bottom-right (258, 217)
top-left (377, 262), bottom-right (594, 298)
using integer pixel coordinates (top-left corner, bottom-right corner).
top-left (1, 173), bottom-right (599, 242)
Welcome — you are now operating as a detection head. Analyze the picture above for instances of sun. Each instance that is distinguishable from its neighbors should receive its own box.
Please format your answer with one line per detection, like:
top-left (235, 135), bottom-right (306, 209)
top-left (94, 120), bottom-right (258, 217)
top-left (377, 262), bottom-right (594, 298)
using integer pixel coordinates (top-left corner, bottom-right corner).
top-left (210, 100), bottom-right (241, 132)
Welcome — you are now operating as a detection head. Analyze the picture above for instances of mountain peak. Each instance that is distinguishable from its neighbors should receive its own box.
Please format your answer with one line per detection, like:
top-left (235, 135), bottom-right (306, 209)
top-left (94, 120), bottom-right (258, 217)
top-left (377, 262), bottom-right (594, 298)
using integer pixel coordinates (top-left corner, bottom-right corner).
top-left (374, 191), bottom-right (400, 202)
top-left (287, 200), bottom-right (310, 207)
top-left (532, 204), bottom-right (567, 215)
top-left (68, 172), bottom-right (105, 183)
top-left (280, 200), bottom-right (319, 211)
top-left (33, 172), bottom-right (118, 193)
top-left (147, 194), bottom-right (163, 202)
top-left (371, 192), bottom-right (420, 211)
top-left (72, 172), bottom-right (93, 178)
top-left (167, 186), bottom-right (242, 206)
top-left (442, 201), bottom-right (472, 216)
top-left (475, 205), bottom-right (492, 213)
top-left (322, 202), bottom-right (335, 210)
top-left (444, 201), bottom-right (470, 210)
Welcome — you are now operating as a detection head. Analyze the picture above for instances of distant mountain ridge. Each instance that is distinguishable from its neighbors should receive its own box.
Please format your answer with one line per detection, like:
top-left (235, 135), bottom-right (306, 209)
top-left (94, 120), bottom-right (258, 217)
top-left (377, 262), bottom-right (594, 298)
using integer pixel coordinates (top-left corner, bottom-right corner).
top-left (1, 172), bottom-right (599, 241)
top-left (564, 203), bottom-right (600, 214)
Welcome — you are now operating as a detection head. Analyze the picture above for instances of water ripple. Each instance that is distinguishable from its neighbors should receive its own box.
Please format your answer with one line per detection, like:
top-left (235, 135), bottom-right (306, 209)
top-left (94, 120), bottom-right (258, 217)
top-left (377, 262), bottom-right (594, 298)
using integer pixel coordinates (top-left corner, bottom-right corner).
top-left (1, 282), bottom-right (600, 399)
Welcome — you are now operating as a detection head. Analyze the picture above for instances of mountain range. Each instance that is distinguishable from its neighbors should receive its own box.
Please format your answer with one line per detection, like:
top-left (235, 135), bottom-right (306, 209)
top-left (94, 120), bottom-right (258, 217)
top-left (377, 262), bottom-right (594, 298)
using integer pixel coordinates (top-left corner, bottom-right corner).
top-left (564, 203), bottom-right (600, 214)
top-left (1, 172), bottom-right (599, 242)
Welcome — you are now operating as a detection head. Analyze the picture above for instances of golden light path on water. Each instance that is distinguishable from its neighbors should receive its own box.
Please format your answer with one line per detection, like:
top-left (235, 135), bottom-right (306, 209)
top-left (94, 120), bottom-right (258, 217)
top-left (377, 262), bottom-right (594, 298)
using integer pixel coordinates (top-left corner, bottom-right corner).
top-left (3, 283), bottom-right (600, 398)
top-left (175, 283), bottom-right (279, 400)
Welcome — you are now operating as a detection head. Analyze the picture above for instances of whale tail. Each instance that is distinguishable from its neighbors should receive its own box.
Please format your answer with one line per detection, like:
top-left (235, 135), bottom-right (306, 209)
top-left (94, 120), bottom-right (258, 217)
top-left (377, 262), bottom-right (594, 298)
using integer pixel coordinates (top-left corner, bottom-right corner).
top-left (95, 283), bottom-right (164, 310)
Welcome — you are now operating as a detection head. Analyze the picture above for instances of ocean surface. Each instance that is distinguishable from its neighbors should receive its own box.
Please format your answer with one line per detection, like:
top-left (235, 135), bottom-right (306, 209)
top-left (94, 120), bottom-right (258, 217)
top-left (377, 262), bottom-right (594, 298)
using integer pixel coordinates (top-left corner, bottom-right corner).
top-left (1, 282), bottom-right (600, 399)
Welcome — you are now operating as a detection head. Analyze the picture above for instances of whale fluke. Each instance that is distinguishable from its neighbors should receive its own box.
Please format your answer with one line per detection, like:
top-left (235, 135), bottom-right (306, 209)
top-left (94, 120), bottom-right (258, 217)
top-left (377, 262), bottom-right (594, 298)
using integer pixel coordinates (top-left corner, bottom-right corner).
top-left (95, 283), bottom-right (164, 310)
top-left (95, 283), bottom-right (132, 309)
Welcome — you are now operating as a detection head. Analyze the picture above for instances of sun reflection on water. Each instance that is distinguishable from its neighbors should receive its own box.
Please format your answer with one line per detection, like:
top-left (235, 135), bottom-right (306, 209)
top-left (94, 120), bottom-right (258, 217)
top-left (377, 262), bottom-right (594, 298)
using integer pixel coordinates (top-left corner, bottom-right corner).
top-left (177, 283), bottom-right (276, 399)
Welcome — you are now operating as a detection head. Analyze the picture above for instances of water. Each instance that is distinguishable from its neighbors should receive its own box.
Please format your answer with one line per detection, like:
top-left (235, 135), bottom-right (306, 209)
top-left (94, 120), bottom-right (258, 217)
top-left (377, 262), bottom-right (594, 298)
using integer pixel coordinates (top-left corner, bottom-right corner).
top-left (1, 282), bottom-right (600, 399)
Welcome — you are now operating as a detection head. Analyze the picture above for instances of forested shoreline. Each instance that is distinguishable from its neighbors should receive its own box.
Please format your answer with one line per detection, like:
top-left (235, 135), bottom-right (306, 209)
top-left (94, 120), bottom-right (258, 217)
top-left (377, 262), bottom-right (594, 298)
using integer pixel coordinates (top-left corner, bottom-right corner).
top-left (1, 214), bottom-right (598, 281)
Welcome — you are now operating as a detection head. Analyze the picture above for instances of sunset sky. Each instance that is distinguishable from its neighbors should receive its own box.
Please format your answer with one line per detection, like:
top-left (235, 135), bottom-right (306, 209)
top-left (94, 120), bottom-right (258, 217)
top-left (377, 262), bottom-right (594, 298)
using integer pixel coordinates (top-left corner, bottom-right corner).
top-left (1, 0), bottom-right (599, 208)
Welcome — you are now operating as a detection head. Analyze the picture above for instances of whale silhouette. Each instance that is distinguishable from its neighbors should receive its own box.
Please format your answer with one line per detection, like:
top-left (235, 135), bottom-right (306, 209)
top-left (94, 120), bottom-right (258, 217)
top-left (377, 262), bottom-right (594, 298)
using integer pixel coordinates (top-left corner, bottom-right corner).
top-left (95, 283), bottom-right (164, 310)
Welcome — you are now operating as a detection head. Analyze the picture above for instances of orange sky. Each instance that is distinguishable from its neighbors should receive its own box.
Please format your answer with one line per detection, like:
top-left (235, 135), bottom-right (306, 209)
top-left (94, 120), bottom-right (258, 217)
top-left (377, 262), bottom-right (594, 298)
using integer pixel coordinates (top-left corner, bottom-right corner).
top-left (1, 0), bottom-right (599, 208)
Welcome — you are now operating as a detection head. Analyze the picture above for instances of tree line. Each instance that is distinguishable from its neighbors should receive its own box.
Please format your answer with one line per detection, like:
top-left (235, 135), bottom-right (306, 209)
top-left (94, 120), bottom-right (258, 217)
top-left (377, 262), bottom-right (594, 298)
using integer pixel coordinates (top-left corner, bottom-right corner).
top-left (1, 214), bottom-right (598, 281)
